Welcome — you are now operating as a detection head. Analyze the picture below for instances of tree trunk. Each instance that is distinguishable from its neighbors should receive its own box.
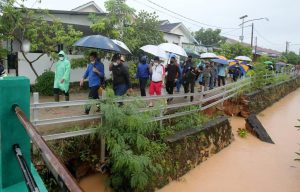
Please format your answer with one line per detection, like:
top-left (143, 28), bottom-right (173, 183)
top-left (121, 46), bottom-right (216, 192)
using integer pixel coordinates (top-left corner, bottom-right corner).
top-left (21, 51), bottom-right (45, 78)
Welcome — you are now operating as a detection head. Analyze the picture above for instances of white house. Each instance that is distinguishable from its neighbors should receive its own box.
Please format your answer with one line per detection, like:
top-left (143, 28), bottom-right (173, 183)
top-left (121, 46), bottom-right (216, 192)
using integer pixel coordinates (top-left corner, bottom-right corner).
top-left (5, 1), bottom-right (108, 84)
top-left (159, 20), bottom-right (207, 53)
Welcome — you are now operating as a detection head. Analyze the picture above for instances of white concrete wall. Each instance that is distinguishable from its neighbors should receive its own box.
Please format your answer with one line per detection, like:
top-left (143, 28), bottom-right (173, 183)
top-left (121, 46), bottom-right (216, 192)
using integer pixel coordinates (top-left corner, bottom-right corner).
top-left (172, 27), bottom-right (193, 45)
top-left (163, 33), bottom-right (181, 46)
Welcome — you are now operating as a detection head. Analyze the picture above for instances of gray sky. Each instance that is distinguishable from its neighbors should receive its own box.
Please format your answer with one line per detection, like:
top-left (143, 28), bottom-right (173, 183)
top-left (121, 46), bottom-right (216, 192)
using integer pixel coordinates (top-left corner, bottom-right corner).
top-left (24, 0), bottom-right (300, 53)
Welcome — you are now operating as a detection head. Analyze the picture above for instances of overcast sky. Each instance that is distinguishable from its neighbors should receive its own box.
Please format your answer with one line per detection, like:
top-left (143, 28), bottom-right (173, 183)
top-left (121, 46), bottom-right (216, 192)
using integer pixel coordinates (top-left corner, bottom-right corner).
top-left (24, 0), bottom-right (300, 53)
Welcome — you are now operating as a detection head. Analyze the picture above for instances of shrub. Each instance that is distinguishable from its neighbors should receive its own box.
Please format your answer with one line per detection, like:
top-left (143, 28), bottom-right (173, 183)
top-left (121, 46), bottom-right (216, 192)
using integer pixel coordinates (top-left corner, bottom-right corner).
top-left (237, 128), bottom-right (248, 138)
top-left (34, 71), bottom-right (55, 96)
top-left (97, 89), bottom-right (165, 191)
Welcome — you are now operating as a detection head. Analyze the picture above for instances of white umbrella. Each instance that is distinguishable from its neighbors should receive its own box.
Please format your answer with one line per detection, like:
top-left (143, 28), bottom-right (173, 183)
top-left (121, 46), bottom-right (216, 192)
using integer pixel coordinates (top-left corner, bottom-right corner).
top-left (112, 39), bottom-right (132, 55)
top-left (200, 52), bottom-right (218, 59)
top-left (158, 43), bottom-right (188, 57)
top-left (235, 56), bottom-right (252, 62)
top-left (140, 45), bottom-right (168, 59)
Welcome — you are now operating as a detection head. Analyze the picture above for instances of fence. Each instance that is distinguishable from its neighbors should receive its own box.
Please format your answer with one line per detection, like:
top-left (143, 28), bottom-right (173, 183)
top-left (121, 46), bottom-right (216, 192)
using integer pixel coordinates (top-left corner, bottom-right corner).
top-left (32, 78), bottom-right (251, 140)
top-left (31, 71), bottom-right (299, 162)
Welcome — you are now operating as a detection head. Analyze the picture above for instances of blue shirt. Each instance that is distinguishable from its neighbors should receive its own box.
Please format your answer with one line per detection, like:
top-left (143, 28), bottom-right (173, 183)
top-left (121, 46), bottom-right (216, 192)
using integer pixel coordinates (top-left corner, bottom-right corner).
top-left (136, 63), bottom-right (150, 79)
top-left (218, 65), bottom-right (226, 77)
top-left (83, 62), bottom-right (104, 87)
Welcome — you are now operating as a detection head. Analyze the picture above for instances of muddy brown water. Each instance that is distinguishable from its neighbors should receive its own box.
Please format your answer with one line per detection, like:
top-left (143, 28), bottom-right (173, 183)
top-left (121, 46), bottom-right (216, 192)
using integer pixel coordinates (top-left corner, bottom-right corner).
top-left (80, 88), bottom-right (300, 192)
top-left (159, 88), bottom-right (300, 192)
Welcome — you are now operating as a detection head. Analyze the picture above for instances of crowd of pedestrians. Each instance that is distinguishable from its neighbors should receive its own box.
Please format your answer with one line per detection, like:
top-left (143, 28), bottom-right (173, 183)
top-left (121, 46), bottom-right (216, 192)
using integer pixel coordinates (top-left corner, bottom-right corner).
top-left (52, 52), bottom-right (232, 112)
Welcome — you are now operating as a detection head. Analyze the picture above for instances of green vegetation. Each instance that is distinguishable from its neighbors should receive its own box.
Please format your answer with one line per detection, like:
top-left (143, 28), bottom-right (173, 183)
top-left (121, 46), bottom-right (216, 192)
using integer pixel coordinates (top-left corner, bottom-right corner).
top-left (217, 43), bottom-right (252, 59)
top-left (237, 128), bottom-right (248, 138)
top-left (193, 28), bottom-right (225, 47)
top-left (96, 89), bottom-right (165, 191)
top-left (34, 71), bottom-right (55, 96)
top-left (89, 0), bottom-right (164, 57)
top-left (93, 89), bottom-right (211, 191)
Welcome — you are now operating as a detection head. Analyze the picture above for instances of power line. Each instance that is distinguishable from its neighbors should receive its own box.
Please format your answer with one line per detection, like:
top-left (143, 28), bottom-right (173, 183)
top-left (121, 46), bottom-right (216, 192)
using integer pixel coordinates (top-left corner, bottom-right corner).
top-left (145, 0), bottom-right (239, 30)
top-left (254, 28), bottom-right (281, 46)
top-left (133, 0), bottom-right (241, 37)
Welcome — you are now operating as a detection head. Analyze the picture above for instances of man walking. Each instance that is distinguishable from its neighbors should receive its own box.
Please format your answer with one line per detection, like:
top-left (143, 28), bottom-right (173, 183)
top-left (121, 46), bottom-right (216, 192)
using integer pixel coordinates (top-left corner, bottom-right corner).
top-left (165, 55), bottom-right (179, 103)
top-left (110, 54), bottom-right (132, 97)
top-left (209, 62), bottom-right (218, 89)
top-left (217, 63), bottom-right (226, 86)
top-left (148, 56), bottom-right (165, 107)
top-left (136, 56), bottom-right (150, 96)
top-left (80, 52), bottom-right (104, 114)
top-left (53, 51), bottom-right (71, 102)
top-left (182, 55), bottom-right (197, 101)
top-left (203, 62), bottom-right (211, 91)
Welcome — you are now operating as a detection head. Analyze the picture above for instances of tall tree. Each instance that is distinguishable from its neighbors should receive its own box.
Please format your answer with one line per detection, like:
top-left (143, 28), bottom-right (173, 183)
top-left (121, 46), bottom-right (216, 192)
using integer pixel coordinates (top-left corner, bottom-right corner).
top-left (217, 42), bottom-right (252, 59)
top-left (193, 28), bottom-right (225, 46)
top-left (0, 0), bottom-right (82, 77)
top-left (89, 0), bottom-right (135, 40)
top-left (282, 51), bottom-right (300, 65)
top-left (123, 10), bottom-right (164, 56)
top-left (88, 0), bottom-right (164, 57)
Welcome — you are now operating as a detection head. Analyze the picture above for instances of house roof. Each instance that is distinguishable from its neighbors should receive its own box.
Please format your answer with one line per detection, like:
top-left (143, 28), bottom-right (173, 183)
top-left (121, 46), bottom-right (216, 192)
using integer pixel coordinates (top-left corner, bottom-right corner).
top-left (159, 21), bottom-right (199, 45)
top-left (71, 1), bottom-right (104, 13)
top-left (225, 37), bottom-right (282, 55)
top-left (159, 22), bottom-right (181, 33)
top-left (47, 9), bottom-right (105, 16)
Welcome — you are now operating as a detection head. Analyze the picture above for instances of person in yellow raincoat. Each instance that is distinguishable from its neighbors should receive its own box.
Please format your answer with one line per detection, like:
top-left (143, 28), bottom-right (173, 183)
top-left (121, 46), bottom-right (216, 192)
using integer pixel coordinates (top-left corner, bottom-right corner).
top-left (53, 51), bottom-right (71, 102)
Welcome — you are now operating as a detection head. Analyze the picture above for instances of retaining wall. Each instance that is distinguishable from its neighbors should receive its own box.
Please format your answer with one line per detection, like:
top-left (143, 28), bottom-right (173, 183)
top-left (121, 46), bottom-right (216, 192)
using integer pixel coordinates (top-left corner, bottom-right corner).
top-left (224, 76), bottom-right (300, 118)
top-left (154, 116), bottom-right (233, 189)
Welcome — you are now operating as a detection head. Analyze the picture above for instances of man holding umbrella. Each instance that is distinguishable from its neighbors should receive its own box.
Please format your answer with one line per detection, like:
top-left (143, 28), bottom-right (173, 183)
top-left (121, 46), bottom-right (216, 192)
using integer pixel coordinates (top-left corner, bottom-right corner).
top-left (80, 52), bottom-right (104, 114)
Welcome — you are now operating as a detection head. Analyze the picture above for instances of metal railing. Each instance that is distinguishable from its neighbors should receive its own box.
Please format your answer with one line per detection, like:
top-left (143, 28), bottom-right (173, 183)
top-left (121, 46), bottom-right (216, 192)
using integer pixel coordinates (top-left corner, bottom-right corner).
top-left (14, 105), bottom-right (83, 192)
top-left (33, 78), bottom-right (251, 139)
top-left (31, 71), bottom-right (300, 163)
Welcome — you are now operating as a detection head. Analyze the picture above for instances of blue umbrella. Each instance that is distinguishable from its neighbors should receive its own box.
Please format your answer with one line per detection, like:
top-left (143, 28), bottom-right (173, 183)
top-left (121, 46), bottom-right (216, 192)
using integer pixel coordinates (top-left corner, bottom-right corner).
top-left (211, 59), bottom-right (229, 65)
top-left (73, 35), bottom-right (121, 53)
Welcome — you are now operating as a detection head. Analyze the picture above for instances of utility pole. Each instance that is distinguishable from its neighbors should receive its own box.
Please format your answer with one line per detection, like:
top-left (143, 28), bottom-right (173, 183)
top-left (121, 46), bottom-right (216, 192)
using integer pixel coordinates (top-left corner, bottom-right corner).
top-left (254, 37), bottom-right (258, 62)
top-left (250, 23), bottom-right (254, 48)
top-left (239, 15), bottom-right (248, 43)
top-left (286, 41), bottom-right (290, 53)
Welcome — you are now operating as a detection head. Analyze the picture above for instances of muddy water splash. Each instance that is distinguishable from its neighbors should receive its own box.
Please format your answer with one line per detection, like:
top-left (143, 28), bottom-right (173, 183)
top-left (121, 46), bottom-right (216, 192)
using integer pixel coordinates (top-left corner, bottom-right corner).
top-left (159, 88), bottom-right (300, 192)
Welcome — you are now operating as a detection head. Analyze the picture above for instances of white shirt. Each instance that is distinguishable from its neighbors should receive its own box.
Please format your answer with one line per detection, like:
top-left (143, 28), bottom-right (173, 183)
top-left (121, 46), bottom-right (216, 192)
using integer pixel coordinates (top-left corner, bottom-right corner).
top-left (151, 64), bottom-right (164, 82)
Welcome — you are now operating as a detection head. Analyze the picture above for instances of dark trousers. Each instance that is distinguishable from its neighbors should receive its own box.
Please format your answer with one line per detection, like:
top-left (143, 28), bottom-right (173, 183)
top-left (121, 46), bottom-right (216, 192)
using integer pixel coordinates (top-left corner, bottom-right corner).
top-left (139, 78), bottom-right (148, 96)
top-left (218, 76), bottom-right (226, 86)
top-left (53, 88), bottom-right (69, 96)
top-left (184, 81), bottom-right (195, 101)
top-left (53, 88), bottom-right (69, 102)
top-left (166, 80), bottom-right (175, 95)
top-left (85, 86), bottom-right (100, 114)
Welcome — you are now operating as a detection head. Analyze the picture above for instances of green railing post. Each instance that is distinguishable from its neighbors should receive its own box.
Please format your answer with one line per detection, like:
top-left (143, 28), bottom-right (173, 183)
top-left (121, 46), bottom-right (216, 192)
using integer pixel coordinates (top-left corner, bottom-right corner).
top-left (0, 76), bottom-right (47, 191)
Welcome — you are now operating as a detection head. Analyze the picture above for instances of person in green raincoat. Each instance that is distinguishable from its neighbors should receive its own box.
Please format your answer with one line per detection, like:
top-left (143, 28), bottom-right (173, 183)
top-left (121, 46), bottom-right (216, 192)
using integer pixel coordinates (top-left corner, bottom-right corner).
top-left (53, 51), bottom-right (71, 102)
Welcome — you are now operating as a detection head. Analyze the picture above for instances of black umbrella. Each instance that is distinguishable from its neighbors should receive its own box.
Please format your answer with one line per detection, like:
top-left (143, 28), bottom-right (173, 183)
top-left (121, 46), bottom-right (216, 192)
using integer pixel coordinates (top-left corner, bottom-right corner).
top-left (73, 35), bottom-right (121, 53)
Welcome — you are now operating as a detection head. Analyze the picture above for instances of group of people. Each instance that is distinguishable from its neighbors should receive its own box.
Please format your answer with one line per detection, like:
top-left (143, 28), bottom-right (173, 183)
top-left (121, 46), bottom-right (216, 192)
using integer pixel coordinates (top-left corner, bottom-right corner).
top-left (53, 51), bottom-right (132, 114)
top-left (52, 51), bottom-right (229, 111)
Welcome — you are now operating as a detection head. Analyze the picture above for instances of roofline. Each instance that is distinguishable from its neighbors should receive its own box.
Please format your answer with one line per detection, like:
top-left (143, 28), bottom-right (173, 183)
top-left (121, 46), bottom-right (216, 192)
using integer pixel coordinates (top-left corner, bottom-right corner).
top-left (48, 9), bottom-right (106, 15)
top-left (17, 7), bottom-right (106, 16)
top-left (160, 31), bottom-right (183, 36)
top-left (71, 1), bottom-right (104, 13)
